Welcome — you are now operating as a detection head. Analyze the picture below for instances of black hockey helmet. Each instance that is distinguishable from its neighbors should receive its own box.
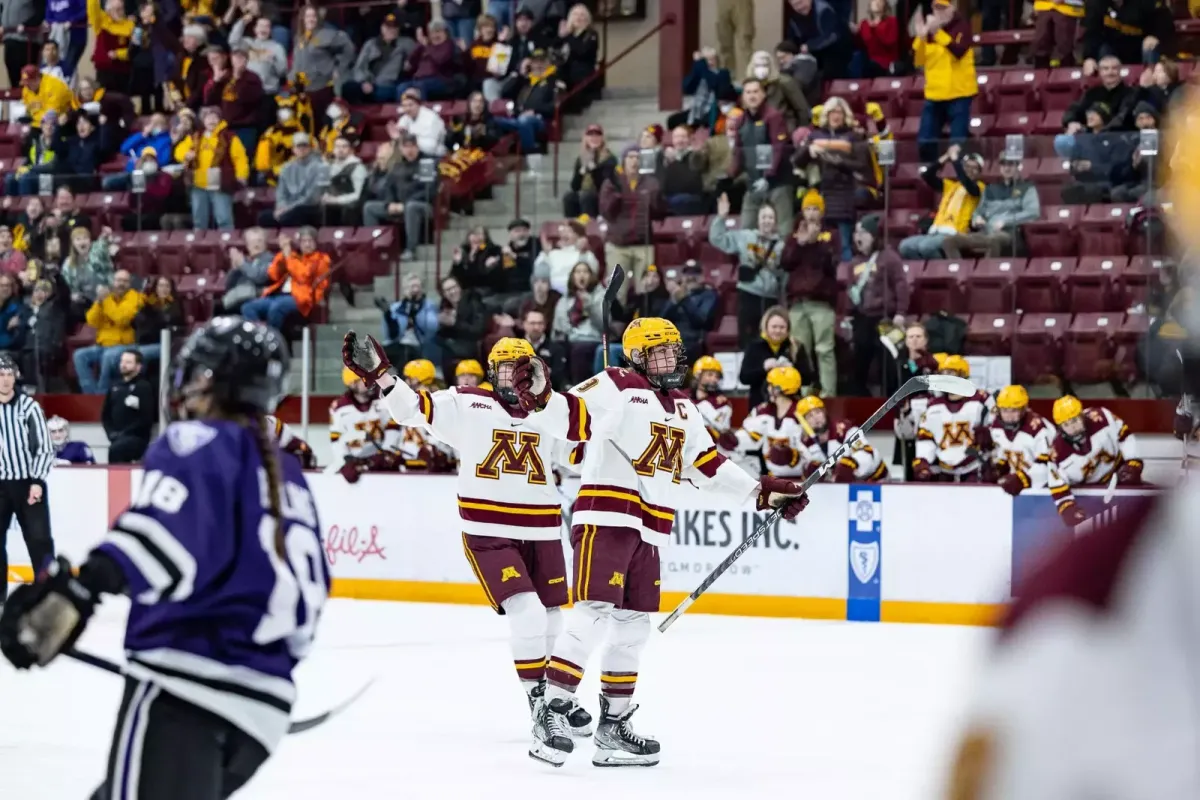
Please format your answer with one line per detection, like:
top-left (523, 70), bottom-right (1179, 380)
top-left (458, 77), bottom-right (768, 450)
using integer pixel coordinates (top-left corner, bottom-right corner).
top-left (170, 317), bottom-right (288, 417)
top-left (0, 353), bottom-right (18, 377)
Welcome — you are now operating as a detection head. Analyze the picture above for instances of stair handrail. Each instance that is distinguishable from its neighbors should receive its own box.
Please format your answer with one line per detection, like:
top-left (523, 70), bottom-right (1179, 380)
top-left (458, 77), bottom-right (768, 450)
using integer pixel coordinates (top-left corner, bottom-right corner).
top-left (551, 13), bottom-right (676, 195)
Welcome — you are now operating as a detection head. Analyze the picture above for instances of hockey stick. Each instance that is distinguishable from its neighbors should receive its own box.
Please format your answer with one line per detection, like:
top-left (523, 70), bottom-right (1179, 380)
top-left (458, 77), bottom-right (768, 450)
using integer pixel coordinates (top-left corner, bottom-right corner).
top-left (65, 648), bottom-right (374, 734)
top-left (601, 265), bottom-right (625, 369)
top-left (658, 373), bottom-right (976, 633)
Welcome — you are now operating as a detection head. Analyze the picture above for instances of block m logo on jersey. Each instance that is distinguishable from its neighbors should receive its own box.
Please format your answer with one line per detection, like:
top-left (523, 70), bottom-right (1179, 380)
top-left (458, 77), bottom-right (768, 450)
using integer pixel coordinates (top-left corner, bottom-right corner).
top-left (475, 429), bottom-right (548, 485)
top-left (938, 421), bottom-right (973, 449)
top-left (846, 485), bottom-right (882, 622)
top-left (631, 423), bottom-right (686, 484)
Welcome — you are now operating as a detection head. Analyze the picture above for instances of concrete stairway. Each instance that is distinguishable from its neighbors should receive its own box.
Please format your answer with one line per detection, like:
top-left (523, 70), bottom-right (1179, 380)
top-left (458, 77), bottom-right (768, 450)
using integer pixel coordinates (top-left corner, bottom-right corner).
top-left (310, 87), bottom-right (666, 393)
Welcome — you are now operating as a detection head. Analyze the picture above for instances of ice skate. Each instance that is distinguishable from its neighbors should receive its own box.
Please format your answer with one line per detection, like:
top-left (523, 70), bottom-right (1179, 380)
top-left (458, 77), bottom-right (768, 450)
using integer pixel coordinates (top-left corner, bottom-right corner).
top-left (528, 697), bottom-right (574, 767)
top-left (592, 696), bottom-right (660, 767)
top-left (564, 696), bottom-right (593, 737)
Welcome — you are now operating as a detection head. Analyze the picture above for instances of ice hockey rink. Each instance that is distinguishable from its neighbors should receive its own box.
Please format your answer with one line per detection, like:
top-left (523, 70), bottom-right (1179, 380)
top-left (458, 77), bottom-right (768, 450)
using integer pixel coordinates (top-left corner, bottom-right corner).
top-left (0, 596), bottom-right (992, 799)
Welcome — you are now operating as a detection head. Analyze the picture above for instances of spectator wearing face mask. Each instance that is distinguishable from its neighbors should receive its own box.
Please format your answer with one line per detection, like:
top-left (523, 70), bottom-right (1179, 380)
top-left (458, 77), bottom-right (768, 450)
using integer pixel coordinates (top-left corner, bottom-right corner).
top-left (103, 113), bottom-right (172, 191)
top-left (118, 149), bottom-right (174, 230)
top-left (744, 50), bottom-right (810, 133)
top-left (255, 95), bottom-right (306, 185)
top-left (318, 97), bottom-right (363, 156)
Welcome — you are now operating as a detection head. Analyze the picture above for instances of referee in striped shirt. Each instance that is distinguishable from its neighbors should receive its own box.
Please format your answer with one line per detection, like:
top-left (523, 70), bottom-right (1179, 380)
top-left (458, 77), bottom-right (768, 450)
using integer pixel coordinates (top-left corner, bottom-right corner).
top-left (0, 355), bottom-right (55, 603)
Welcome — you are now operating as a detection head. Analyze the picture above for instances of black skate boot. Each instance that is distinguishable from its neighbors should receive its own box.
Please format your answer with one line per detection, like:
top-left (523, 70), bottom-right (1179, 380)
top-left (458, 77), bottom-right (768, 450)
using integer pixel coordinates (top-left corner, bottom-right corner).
top-left (592, 696), bottom-right (660, 767)
top-left (527, 680), bottom-right (546, 718)
top-left (528, 696), bottom-right (574, 767)
top-left (564, 696), bottom-right (593, 737)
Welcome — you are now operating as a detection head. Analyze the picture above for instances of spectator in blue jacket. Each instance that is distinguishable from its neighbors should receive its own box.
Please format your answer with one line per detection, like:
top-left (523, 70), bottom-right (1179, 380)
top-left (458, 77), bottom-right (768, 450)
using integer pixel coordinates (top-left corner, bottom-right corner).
top-left (46, 0), bottom-right (89, 79)
top-left (376, 272), bottom-right (441, 366)
top-left (62, 114), bottom-right (110, 194)
top-left (102, 113), bottom-right (173, 191)
top-left (0, 274), bottom-right (27, 354)
top-left (662, 261), bottom-right (720, 366)
top-left (787, 0), bottom-right (854, 80)
top-left (666, 46), bottom-right (734, 132)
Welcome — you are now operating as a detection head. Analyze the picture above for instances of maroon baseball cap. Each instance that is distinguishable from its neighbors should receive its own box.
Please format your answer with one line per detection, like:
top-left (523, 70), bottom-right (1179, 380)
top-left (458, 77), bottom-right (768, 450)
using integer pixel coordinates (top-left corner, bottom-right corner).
top-left (585, 123), bottom-right (603, 136)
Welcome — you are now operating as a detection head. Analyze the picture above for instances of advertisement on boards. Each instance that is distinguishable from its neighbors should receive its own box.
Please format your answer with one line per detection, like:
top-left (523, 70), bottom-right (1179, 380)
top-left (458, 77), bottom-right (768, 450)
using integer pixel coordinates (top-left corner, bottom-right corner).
top-left (846, 485), bottom-right (882, 621)
top-left (1010, 488), bottom-right (1162, 593)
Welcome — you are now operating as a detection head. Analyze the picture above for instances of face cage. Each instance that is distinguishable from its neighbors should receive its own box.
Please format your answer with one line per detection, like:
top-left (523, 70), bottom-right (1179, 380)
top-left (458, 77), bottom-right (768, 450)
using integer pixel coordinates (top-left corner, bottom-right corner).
top-left (636, 342), bottom-right (687, 390)
top-left (998, 406), bottom-right (1025, 431)
top-left (489, 361), bottom-right (519, 404)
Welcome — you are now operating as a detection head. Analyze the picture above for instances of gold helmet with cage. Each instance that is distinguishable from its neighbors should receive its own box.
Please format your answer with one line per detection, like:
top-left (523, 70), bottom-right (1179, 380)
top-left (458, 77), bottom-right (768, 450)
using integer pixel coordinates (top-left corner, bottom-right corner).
top-left (765, 365), bottom-right (802, 398)
top-left (622, 318), bottom-right (687, 389)
top-left (996, 385), bottom-right (1029, 409)
top-left (939, 355), bottom-right (970, 377)
top-left (402, 359), bottom-right (436, 387)
top-left (692, 355), bottom-right (723, 378)
top-left (1052, 395), bottom-right (1084, 426)
top-left (796, 395), bottom-right (824, 416)
top-left (487, 337), bottom-right (536, 403)
top-left (692, 355), bottom-right (722, 393)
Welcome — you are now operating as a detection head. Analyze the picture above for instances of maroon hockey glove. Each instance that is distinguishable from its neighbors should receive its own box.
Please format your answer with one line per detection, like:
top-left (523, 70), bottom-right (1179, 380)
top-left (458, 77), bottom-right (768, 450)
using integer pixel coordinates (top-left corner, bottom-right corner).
top-left (339, 457), bottom-right (364, 484)
top-left (998, 471), bottom-right (1027, 497)
top-left (1175, 410), bottom-right (1195, 440)
top-left (342, 331), bottom-right (392, 386)
top-left (1061, 504), bottom-right (1087, 527)
top-left (428, 447), bottom-right (455, 474)
top-left (756, 476), bottom-right (810, 521)
top-left (512, 355), bottom-right (551, 412)
top-left (973, 425), bottom-right (993, 453)
top-left (367, 451), bottom-right (400, 472)
top-left (911, 459), bottom-right (934, 481)
top-left (766, 443), bottom-right (796, 467)
top-left (832, 462), bottom-right (856, 483)
top-left (1116, 460), bottom-right (1143, 485)
top-left (716, 431), bottom-right (739, 451)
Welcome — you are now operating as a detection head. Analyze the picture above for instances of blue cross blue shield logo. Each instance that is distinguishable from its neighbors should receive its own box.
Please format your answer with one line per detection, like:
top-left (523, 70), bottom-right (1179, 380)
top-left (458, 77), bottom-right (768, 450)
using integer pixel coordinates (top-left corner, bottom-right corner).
top-left (846, 485), bottom-right (882, 621)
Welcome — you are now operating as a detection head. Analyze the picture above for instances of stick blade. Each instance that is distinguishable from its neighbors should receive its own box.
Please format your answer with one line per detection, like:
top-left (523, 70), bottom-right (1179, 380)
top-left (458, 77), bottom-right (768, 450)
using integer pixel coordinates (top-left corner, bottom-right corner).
top-left (923, 374), bottom-right (977, 397)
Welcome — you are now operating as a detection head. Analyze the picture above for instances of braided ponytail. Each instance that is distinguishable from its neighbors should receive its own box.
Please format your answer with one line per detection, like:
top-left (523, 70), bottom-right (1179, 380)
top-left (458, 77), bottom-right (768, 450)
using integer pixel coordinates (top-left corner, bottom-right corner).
top-left (249, 413), bottom-right (287, 559)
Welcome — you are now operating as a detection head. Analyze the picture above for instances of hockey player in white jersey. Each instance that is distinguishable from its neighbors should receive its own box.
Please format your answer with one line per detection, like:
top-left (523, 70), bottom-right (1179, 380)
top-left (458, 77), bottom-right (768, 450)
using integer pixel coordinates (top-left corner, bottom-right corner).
top-left (689, 356), bottom-right (734, 445)
top-left (985, 385), bottom-right (1054, 497)
top-left (341, 334), bottom-right (592, 743)
top-left (396, 359), bottom-right (456, 472)
top-left (1046, 395), bottom-right (1143, 525)
top-left (913, 355), bottom-right (995, 482)
top-left (510, 318), bottom-right (812, 768)
top-left (794, 396), bottom-right (886, 482)
top-left (265, 413), bottom-right (316, 468)
top-left (728, 365), bottom-right (811, 477)
top-left (330, 367), bottom-right (402, 483)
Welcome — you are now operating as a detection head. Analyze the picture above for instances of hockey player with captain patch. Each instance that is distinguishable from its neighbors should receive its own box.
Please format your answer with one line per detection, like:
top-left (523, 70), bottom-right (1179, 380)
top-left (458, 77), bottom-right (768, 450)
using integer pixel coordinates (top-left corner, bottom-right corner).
top-left (341, 333), bottom-right (595, 747)
top-left (0, 318), bottom-right (330, 799)
top-left (508, 317), bottom-right (812, 769)
top-left (913, 356), bottom-right (995, 482)
top-left (985, 385), bottom-right (1055, 497)
top-left (1047, 395), bottom-right (1143, 526)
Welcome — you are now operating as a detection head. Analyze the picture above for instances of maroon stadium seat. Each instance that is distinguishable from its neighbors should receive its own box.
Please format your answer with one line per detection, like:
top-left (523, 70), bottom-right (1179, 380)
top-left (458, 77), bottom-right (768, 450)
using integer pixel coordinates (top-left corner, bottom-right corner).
top-left (913, 259), bottom-right (972, 314)
top-left (968, 114), bottom-right (994, 138)
top-left (1068, 256), bottom-right (1127, 311)
top-left (992, 112), bottom-right (1038, 136)
top-left (884, 208), bottom-right (924, 239)
top-left (654, 216), bottom-right (708, 243)
top-left (965, 312), bottom-right (1017, 355)
top-left (1017, 257), bottom-right (1075, 312)
top-left (654, 240), bottom-right (690, 267)
top-left (968, 257), bottom-right (1025, 312)
top-left (827, 79), bottom-right (869, 109)
top-left (703, 262), bottom-right (735, 292)
top-left (1013, 312), bottom-right (1070, 383)
top-left (1022, 204), bottom-right (1080, 257)
top-left (1063, 312), bottom-right (1120, 383)
top-left (1078, 204), bottom-right (1133, 256)
top-left (994, 69), bottom-right (1045, 113)
top-left (706, 315), bottom-right (738, 352)
top-left (1042, 68), bottom-right (1088, 111)
top-left (1113, 313), bottom-right (1149, 382)
top-left (865, 76), bottom-right (912, 116)
top-left (1123, 255), bottom-right (1165, 308)
top-left (1035, 110), bottom-right (1065, 135)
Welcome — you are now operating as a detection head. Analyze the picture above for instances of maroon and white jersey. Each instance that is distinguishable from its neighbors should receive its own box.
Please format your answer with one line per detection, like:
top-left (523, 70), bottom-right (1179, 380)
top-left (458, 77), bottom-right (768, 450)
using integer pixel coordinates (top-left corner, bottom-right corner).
top-left (734, 401), bottom-right (808, 478)
top-left (1047, 406), bottom-right (1137, 513)
top-left (915, 390), bottom-right (994, 476)
top-left (946, 491), bottom-right (1199, 800)
top-left (329, 393), bottom-right (402, 462)
top-left (797, 420), bottom-right (887, 482)
top-left (266, 414), bottom-right (314, 467)
top-left (526, 368), bottom-right (760, 547)
top-left (691, 390), bottom-right (733, 442)
top-left (987, 412), bottom-right (1055, 489)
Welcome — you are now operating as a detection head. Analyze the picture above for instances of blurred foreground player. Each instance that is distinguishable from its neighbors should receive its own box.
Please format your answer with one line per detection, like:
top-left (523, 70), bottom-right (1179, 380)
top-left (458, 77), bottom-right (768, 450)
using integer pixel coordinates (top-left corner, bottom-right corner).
top-left (0, 318), bottom-right (331, 800)
top-left (48, 415), bottom-right (96, 464)
top-left (342, 333), bottom-right (594, 739)
top-left (513, 318), bottom-right (812, 767)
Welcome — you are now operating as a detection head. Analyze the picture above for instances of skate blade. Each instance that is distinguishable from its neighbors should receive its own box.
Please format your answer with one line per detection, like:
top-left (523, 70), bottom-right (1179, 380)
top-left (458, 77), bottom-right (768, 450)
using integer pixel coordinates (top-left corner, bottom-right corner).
top-left (591, 749), bottom-right (660, 768)
top-left (529, 741), bottom-right (571, 768)
top-left (570, 722), bottom-right (593, 738)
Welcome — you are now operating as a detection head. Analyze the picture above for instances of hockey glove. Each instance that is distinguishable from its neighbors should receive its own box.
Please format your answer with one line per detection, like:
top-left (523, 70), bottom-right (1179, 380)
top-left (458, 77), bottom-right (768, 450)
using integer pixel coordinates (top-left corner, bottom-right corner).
top-left (755, 476), bottom-right (810, 522)
top-left (973, 425), bottom-right (993, 453)
top-left (367, 451), bottom-right (400, 472)
top-left (512, 355), bottom-right (551, 412)
top-left (339, 457), bottom-right (365, 484)
top-left (998, 471), bottom-right (1028, 497)
top-left (428, 448), bottom-right (455, 474)
top-left (832, 461), bottom-right (856, 483)
top-left (766, 443), bottom-right (796, 467)
top-left (0, 557), bottom-right (95, 669)
top-left (342, 331), bottom-right (392, 387)
top-left (1174, 409), bottom-right (1195, 440)
top-left (912, 459), bottom-right (934, 481)
top-left (1060, 504), bottom-right (1088, 527)
top-left (716, 431), bottom-right (739, 451)
top-left (1116, 460), bottom-right (1143, 485)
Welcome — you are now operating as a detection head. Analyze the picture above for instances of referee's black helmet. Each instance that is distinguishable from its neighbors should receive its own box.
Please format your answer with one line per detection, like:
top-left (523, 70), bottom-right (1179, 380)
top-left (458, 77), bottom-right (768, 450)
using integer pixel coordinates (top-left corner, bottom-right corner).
top-left (170, 317), bottom-right (289, 417)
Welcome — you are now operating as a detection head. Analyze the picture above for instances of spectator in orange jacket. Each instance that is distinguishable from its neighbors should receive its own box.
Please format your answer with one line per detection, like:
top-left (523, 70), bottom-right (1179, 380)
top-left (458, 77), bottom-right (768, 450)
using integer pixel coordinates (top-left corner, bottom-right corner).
top-left (242, 226), bottom-right (330, 330)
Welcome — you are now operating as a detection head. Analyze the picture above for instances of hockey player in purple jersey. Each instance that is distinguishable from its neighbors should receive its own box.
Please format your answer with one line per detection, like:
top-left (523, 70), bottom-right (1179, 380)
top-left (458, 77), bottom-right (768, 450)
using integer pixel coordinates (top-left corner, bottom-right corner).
top-left (0, 317), bottom-right (331, 800)
top-left (47, 416), bottom-right (96, 464)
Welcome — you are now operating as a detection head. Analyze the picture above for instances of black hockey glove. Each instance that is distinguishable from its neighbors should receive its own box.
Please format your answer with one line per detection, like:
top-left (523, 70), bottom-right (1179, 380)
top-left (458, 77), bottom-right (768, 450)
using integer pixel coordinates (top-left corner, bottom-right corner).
top-left (0, 557), bottom-right (96, 669)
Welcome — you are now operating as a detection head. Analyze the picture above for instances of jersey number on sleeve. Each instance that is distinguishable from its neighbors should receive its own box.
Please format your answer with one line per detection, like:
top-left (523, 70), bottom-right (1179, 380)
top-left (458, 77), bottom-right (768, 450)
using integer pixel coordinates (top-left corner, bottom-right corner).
top-left (253, 519), bottom-right (327, 659)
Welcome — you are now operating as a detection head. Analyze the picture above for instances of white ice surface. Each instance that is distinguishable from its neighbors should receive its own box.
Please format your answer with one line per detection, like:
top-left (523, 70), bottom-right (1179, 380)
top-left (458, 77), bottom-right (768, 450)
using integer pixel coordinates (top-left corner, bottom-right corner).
top-left (0, 594), bottom-right (993, 799)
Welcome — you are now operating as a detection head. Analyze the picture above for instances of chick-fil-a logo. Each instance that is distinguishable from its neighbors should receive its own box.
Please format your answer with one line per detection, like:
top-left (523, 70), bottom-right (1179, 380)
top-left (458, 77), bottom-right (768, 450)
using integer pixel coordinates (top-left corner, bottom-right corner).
top-left (325, 525), bottom-right (387, 564)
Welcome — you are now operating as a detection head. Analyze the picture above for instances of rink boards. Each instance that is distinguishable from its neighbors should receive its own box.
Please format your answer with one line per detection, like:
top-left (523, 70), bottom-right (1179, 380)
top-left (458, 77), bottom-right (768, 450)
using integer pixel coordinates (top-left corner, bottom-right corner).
top-left (3, 468), bottom-right (1160, 626)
